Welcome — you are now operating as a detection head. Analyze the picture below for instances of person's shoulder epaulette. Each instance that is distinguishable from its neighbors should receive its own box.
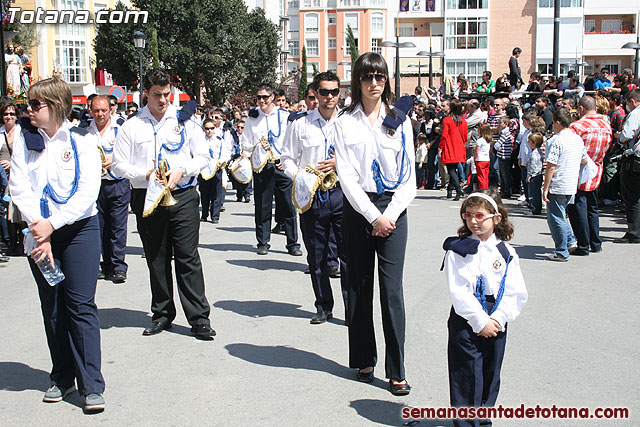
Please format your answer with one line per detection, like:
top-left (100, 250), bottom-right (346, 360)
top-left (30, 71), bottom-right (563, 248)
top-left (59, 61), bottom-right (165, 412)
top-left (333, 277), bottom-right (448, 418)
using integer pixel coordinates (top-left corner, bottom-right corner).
top-left (77, 119), bottom-right (90, 128)
top-left (382, 95), bottom-right (414, 132)
top-left (127, 111), bottom-right (138, 120)
top-left (18, 117), bottom-right (45, 152)
top-left (116, 116), bottom-right (125, 126)
top-left (177, 100), bottom-right (197, 124)
top-left (247, 108), bottom-right (259, 118)
top-left (443, 236), bottom-right (480, 257)
top-left (70, 126), bottom-right (89, 136)
top-left (288, 110), bottom-right (308, 122)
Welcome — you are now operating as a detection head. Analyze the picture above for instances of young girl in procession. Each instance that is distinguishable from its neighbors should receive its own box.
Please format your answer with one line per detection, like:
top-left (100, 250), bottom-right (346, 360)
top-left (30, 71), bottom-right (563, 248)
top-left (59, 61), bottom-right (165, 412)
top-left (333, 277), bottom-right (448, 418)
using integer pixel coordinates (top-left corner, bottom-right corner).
top-left (9, 77), bottom-right (105, 412)
top-left (443, 191), bottom-right (527, 426)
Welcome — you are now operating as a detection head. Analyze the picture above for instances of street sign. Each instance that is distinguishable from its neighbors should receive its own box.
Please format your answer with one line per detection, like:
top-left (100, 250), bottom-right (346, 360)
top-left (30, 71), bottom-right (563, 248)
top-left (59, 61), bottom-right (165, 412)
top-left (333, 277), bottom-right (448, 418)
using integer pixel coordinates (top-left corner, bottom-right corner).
top-left (109, 85), bottom-right (126, 103)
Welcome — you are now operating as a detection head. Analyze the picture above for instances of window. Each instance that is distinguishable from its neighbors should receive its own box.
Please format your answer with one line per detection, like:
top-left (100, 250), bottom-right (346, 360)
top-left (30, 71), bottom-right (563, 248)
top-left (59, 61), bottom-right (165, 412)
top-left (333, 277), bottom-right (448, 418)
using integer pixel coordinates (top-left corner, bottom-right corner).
top-left (328, 62), bottom-right (337, 73)
top-left (288, 40), bottom-right (299, 56)
top-left (600, 61), bottom-right (620, 75)
top-left (538, 0), bottom-right (582, 6)
top-left (328, 14), bottom-right (337, 24)
top-left (446, 17), bottom-right (488, 49)
top-left (537, 63), bottom-right (571, 78)
top-left (446, 0), bottom-right (488, 9)
top-left (398, 23), bottom-right (414, 37)
top-left (601, 19), bottom-right (622, 33)
top-left (55, 0), bottom-right (86, 36)
top-left (371, 12), bottom-right (384, 33)
top-left (55, 40), bottom-right (88, 83)
top-left (343, 63), bottom-right (352, 81)
top-left (346, 38), bottom-right (358, 55)
top-left (288, 0), bottom-right (299, 8)
top-left (305, 13), bottom-right (319, 33)
top-left (343, 0), bottom-right (361, 5)
top-left (306, 38), bottom-right (319, 56)
top-left (370, 0), bottom-right (385, 6)
top-left (371, 38), bottom-right (382, 54)
top-left (307, 61), bottom-right (320, 76)
top-left (345, 13), bottom-right (359, 32)
top-left (329, 38), bottom-right (337, 48)
top-left (446, 60), bottom-right (486, 83)
top-left (584, 19), bottom-right (596, 33)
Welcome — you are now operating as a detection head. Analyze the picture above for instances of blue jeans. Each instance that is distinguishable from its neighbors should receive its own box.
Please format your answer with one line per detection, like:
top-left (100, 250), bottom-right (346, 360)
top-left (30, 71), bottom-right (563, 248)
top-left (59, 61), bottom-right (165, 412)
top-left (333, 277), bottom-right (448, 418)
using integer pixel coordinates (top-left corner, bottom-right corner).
top-left (497, 157), bottom-right (512, 197)
top-left (546, 194), bottom-right (577, 258)
top-left (528, 174), bottom-right (543, 213)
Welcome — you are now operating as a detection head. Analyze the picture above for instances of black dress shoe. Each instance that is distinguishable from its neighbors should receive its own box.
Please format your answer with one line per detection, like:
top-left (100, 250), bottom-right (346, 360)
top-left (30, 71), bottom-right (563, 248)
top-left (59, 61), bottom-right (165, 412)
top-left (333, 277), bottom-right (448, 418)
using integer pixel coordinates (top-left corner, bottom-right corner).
top-left (110, 270), bottom-right (127, 283)
top-left (356, 369), bottom-right (374, 383)
top-left (304, 267), bottom-right (310, 274)
top-left (329, 266), bottom-right (340, 278)
top-left (191, 324), bottom-right (216, 339)
top-left (613, 233), bottom-right (640, 243)
top-left (97, 269), bottom-right (106, 280)
top-left (212, 219), bottom-right (219, 224)
top-left (200, 217), bottom-right (208, 222)
top-left (389, 380), bottom-right (411, 395)
top-left (288, 247), bottom-right (303, 256)
top-left (568, 248), bottom-right (589, 256)
top-left (244, 198), bottom-right (251, 203)
top-left (142, 320), bottom-right (172, 336)
top-left (310, 309), bottom-right (332, 324)
top-left (236, 197), bottom-right (242, 202)
top-left (0, 254), bottom-right (9, 263)
top-left (257, 245), bottom-right (269, 255)
top-left (220, 206), bottom-right (225, 212)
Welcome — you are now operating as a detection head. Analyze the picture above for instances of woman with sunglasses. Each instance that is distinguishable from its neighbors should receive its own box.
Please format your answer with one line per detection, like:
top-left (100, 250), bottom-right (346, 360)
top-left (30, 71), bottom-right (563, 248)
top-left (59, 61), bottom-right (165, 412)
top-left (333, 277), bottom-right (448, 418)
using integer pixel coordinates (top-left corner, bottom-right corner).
top-left (0, 102), bottom-right (21, 256)
top-left (334, 52), bottom-right (416, 395)
top-left (9, 77), bottom-right (106, 412)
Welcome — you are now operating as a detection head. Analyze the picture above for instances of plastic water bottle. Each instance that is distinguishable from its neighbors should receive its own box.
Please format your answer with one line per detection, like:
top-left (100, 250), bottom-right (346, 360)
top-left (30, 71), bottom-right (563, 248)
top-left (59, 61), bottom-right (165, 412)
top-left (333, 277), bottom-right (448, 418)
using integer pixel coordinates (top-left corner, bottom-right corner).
top-left (22, 228), bottom-right (65, 286)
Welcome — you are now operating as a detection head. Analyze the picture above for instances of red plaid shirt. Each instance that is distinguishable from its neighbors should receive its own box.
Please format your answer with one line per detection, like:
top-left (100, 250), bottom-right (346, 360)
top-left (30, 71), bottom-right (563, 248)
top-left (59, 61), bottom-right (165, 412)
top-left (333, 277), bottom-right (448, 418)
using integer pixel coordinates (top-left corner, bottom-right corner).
top-left (569, 114), bottom-right (612, 192)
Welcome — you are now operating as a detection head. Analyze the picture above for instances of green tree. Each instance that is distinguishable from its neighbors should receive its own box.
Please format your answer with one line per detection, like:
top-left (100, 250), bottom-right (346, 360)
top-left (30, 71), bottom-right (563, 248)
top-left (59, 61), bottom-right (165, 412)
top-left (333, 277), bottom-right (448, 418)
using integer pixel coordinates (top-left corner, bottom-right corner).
top-left (312, 63), bottom-right (319, 79)
top-left (93, 1), bottom-right (153, 90)
top-left (299, 46), bottom-right (307, 100)
top-left (346, 24), bottom-right (359, 64)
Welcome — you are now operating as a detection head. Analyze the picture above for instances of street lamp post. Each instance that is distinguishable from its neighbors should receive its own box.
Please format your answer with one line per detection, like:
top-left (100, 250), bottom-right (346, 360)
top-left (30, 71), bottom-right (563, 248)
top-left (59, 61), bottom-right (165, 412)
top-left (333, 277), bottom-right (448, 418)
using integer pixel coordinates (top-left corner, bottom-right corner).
top-left (133, 31), bottom-right (146, 108)
top-left (381, 40), bottom-right (416, 98)
top-left (408, 63), bottom-right (426, 87)
top-left (622, 41), bottom-right (640, 80)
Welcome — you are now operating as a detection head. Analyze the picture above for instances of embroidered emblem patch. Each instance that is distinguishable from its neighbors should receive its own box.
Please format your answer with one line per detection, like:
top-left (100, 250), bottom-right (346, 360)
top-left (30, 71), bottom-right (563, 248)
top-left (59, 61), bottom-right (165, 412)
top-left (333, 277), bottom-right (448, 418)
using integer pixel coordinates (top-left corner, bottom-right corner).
top-left (492, 257), bottom-right (504, 272)
top-left (386, 127), bottom-right (396, 137)
top-left (174, 124), bottom-right (183, 134)
top-left (62, 149), bottom-right (73, 162)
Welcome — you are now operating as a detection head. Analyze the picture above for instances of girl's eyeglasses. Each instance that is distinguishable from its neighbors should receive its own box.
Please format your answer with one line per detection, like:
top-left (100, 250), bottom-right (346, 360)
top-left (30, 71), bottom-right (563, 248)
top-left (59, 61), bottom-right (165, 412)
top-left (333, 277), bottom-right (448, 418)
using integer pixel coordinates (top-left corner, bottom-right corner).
top-left (360, 73), bottom-right (387, 84)
top-left (28, 99), bottom-right (48, 111)
top-left (461, 212), bottom-right (496, 221)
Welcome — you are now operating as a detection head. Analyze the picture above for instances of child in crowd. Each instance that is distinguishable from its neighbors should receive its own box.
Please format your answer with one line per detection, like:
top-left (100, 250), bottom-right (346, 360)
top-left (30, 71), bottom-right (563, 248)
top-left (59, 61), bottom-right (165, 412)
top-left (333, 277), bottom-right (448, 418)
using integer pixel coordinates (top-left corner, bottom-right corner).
top-left (526, 132), bottom-right (545, 215)
top-left (416, 133), bottom-right (428, 189)
top-left (495, 116), bottom-right (513, 198)
top-left (443, 191), bottom-right (528, 427)
top-left (474, 124), bottom-right (492, 190)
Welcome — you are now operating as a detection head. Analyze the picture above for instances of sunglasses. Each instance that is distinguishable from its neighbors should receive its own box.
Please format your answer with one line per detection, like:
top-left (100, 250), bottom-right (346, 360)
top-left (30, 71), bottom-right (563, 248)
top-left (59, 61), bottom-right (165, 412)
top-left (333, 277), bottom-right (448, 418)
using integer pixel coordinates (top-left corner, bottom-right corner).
top-left (461, 212), bottom-right (496, 221)
top-left (360, 73), bottom-right (387, 84)
top-left (236, 125), bottom-right (244, 129)
top-left (306, 95), bottom-right (316, 100)
top-left (256, 95), bottom-right (272, 100)
top-left (204, 127), bottom-right (215, 130)
top-left (28, 99), bottom-right (48, 111)
top-left (213, 116), bottom-right (221, 120)
top-left (3, 112), bottom-right (16, 116)
top-left (318, 88), bottom-right (340, 97)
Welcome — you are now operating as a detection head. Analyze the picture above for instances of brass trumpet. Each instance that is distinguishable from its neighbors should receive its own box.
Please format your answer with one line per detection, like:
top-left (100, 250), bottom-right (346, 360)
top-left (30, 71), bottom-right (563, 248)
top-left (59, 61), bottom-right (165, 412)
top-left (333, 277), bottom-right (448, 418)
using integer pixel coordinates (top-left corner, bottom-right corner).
top-left (98, 145), bottom-right (107, 177)
top-left (157, 159), bottom-right (179, 207)
top-left (305, 165), bottom-right (338, 191)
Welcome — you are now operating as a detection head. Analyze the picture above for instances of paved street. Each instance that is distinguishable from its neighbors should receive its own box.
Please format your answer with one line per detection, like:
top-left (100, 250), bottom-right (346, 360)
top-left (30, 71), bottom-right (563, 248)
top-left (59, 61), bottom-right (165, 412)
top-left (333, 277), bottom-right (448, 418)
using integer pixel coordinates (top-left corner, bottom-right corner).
top-left (0, 190), bottom-right (638, 426)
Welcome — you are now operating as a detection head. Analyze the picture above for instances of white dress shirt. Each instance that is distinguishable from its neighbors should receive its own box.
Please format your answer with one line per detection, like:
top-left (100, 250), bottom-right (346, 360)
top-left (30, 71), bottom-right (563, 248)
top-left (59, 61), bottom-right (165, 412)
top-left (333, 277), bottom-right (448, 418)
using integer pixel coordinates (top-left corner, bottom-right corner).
top-left (240, 107), bottom-right (289, 157)
top-left (280, 108), bottom-right (338, 181)
top-left (89, 118), bottom-right (121, 181)
top-left (111, 104), bottom-right (208, 189)
top-left (334, 104), bottom-right (416, 223)
top-left (444, 234), bottom-right (528, 333)
top-left (206, 129), bottom-right (233, 164)
top-left (9, 120), bottom-right (101, 230)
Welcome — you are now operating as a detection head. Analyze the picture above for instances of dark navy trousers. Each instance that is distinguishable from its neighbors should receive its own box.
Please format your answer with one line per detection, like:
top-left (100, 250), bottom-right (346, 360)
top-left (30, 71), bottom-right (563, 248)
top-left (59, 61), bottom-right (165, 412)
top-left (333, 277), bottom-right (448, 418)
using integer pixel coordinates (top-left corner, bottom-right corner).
top-left (199, 170), bottom-right (225, 220)
top-left (567, 189), bottom-right (602, 252)
top-left (30, 215), bottom-right (105, 396)
top-left (131, 187), bottom-right (211, 326)
top-left (448, 303), bottom-right (507, 427)
top-left (97, 178), bottom-right (130, 274)
top-left (252, 163), bottom-right (299, 250)
top-left (299, 186), bottom-right (348, 313)
top-left (343, 192), bottom-right (408, 380)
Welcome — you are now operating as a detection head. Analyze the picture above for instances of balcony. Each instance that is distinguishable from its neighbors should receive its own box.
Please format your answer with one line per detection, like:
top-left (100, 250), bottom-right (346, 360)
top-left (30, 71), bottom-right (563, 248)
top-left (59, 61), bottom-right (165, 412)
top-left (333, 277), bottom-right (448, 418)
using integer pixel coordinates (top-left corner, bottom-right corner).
top-left (584, 0), bottom-right (639, 14)
top-left (583, 33), bottom-right (638, 56)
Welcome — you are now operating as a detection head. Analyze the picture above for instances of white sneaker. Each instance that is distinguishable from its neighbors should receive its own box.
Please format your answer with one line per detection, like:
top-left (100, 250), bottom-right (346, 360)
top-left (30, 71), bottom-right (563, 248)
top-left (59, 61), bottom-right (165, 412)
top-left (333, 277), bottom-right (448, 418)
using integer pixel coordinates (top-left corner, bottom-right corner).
top-left (545, 253), bottom-right (568, 262)
top-left (517, 195), bottom-right (526, 201)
